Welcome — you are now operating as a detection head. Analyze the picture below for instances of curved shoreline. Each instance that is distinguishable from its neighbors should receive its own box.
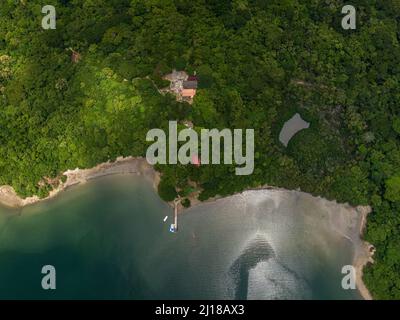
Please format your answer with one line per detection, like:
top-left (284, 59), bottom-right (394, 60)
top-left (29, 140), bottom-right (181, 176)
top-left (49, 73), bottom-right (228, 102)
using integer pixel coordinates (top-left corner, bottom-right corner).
top-left (181, 186), bottom-right (374, 300)
top-left (0, 157), bottom-right (374, 300)
top-left (0, 157), bottom-right (160, 209)
top-left (354, 206), bottom-right (374, 300)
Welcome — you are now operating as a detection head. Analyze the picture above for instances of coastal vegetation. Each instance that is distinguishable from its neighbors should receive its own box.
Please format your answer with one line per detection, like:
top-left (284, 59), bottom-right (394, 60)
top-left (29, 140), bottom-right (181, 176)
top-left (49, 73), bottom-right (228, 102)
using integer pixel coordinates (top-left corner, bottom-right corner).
top-left (0, 0), bottom-right (399, 299)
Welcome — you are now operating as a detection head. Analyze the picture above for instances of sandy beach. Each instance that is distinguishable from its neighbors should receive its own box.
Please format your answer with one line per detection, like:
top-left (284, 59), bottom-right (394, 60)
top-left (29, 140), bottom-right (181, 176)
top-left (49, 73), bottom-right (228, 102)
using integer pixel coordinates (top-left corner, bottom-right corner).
top-left (353, 206), bottom-right (375, 300)
top-left (0, 157), bottom-right (160, 209)
top-left (0, 157), bottom-right (374, 299)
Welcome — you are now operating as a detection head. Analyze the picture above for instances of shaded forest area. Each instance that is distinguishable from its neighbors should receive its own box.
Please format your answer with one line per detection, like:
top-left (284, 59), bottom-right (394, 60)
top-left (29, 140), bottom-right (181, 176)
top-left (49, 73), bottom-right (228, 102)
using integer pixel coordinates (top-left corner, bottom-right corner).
top-left (0, 0), bottom-right (399, 299)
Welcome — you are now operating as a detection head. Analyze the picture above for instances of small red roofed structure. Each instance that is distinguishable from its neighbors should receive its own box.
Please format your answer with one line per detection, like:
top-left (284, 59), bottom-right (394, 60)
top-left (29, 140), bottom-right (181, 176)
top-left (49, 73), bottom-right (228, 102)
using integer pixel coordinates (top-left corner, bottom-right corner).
top-left (191, 154), bottom-right (201, 167)
top-left (182, 75), bottom-right (198, 99)
top-left (182, 89), bottom-right (197, 99)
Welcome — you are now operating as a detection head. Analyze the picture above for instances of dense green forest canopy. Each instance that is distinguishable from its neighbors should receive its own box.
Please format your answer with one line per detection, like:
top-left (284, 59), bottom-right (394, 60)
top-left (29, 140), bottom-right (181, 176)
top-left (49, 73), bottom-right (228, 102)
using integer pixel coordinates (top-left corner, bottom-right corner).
top-left (0, 0), bottom-right (399, 299)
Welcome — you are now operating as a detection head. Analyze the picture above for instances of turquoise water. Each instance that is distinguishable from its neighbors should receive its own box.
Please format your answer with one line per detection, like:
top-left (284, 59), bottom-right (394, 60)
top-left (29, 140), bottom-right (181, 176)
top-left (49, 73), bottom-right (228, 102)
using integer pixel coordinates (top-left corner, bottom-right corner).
top-left (0, 176), bottom-right (361, 300)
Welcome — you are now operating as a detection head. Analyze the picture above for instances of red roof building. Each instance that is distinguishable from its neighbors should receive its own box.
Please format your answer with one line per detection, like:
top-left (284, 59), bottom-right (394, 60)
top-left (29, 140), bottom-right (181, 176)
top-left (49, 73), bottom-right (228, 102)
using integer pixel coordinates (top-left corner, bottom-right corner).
top-left (182, 89), bottom-right (196, 98)
top-left (182, 75), bottom-right (198, 99)
top-left (191, 154), bottom-right (201, 167)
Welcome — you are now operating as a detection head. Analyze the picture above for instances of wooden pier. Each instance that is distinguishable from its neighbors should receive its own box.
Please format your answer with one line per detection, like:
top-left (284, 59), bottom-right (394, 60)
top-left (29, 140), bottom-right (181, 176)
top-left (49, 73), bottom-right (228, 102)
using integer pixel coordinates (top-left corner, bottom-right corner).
top-left (170, 198), bottom-right (181, 233)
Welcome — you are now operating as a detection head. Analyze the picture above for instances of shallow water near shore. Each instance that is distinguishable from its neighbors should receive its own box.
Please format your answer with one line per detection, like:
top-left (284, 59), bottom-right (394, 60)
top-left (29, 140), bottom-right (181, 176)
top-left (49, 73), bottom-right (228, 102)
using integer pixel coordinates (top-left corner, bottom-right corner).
top-left (0, 175), bottom-right (362, 299)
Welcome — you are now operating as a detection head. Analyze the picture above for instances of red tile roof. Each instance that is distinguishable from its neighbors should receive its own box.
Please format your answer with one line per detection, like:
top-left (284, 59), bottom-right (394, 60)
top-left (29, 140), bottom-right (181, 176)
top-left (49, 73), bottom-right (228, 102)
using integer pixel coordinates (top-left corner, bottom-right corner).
top-left (182, 89), bottom-right (196, 98)
top-left (192, 154), bottom-right (201, 166)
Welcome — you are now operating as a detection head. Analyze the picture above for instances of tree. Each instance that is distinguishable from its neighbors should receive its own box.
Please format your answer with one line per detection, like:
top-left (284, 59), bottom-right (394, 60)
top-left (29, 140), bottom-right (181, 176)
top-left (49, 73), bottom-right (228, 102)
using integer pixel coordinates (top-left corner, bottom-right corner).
top-left (385, 176), bottom-right (400, 203)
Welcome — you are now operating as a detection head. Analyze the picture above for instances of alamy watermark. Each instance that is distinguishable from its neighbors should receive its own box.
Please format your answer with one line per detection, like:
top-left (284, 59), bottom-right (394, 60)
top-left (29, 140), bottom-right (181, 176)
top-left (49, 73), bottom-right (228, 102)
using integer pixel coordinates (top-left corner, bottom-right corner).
top-left (41, 265), bottom-right (56, 290)
top-left (40, 5), bottom-right (356, 31)
top-left (41, 5), bottom-right (56, 30)
top-left (146, 121), bottom-right (255, 175)
top-left (342, 5), bottom-right (356, 30)
top-left (341, 265), bottom-right (356, 290)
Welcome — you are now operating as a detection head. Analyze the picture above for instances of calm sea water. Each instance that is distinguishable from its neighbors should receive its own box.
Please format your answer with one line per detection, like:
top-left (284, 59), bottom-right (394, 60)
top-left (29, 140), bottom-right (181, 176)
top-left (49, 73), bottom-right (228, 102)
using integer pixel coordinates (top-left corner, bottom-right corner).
top-left (0, 176), bottom-right (361, 300)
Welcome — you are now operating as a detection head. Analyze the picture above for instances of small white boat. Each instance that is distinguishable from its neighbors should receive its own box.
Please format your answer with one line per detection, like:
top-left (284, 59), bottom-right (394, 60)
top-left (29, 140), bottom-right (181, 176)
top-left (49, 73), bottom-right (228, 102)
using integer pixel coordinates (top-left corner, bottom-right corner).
top-left (169, 224), bottom-right (177, 233)
top-left (163, 216), bottom-right (168, 222)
